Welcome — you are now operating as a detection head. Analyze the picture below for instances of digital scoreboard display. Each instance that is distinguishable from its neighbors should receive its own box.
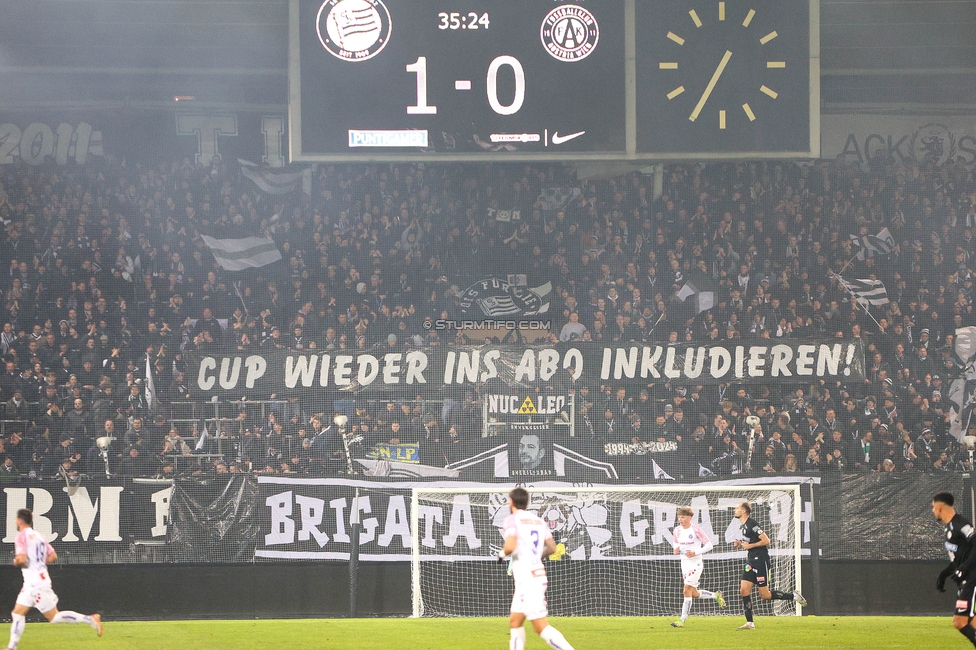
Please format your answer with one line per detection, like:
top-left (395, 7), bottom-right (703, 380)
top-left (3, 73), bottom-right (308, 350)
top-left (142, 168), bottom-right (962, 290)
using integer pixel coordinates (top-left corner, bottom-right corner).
top-left (292, 0), bottom-right (626, 160)
top-left (289, 0), bottom-right (819, 161)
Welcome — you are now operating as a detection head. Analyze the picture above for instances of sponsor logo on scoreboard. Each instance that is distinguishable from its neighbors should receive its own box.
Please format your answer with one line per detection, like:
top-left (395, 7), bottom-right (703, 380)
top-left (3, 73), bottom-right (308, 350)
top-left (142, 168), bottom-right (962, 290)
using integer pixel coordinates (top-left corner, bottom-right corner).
top-left (540, 5), bottom-right (599, 62)
top-left (348, 130), bottom-right (429, 147)
top-left (316, 0), bottom-right (392, 62)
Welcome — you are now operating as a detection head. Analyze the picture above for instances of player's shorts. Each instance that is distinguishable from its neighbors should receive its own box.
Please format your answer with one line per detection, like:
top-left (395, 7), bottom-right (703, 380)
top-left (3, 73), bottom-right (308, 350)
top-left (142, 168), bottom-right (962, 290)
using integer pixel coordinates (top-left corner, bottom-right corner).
top-left (511, 576), bottom-right (549, 621)
top-left (681, 560), bottom-right (704, 589)
top-left (16, 584), bottom-right (58, 612)
top-left (741, 558), bottom-right (770, 587)
top-left (956, 581), bottom-right (976, 617)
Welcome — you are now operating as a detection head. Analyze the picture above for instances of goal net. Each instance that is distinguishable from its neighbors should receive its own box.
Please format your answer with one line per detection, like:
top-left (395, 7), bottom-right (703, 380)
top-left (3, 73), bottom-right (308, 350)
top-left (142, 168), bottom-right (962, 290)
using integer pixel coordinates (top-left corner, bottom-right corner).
top-left (411, 485), bottom-right (801, 618)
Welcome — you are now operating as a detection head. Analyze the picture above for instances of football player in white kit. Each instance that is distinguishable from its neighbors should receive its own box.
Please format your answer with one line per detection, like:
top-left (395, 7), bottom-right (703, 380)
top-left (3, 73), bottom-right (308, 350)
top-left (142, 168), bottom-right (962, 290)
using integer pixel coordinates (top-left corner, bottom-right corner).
top-left (7, 509), bottom-right (102, 650)
top-left (670, 506), bottom-right (726, 627)
top-left (498, 487), bottom-right (576, 650)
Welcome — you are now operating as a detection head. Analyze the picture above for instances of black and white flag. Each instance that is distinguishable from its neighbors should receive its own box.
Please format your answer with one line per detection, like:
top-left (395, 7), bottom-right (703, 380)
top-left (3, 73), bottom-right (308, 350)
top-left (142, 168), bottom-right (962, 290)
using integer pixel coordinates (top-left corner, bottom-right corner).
top-left (194, 420), bottom-right (210, 452)
top-left (202, 235), bottom-right (282, 271)
top-left (652, 459), bottom-right (674, 481)
top-left (238, 159), bottom-right (303, 195)
top-left (676, 281), bottom-right (715, 314)
top-left (850, 227), bottom-right (895, 261)
top-left (840, 277), bottom-right (890, 307)
top-left (948, 326), bottom-right (976, 443)
top-left (537, 187), bottom-right (581, 211)
top-left (145, 353), bottom-right (157, 414)
top-left (459, 278), bottom-right (552, 318)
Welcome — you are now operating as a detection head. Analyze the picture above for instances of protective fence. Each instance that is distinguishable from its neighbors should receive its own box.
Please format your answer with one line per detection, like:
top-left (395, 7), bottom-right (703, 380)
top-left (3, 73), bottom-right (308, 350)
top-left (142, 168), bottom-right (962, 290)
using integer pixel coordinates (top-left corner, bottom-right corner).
top-left (0, 472), bottom-right (961, 566)
top-left (411, 485), bottom-right (800, 618)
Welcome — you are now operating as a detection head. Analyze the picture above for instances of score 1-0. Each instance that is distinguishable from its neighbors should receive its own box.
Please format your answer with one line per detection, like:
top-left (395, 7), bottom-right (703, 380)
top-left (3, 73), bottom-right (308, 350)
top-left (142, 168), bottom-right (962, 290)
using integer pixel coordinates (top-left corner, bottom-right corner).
top-left (405, 55), bottom-right (525, 116)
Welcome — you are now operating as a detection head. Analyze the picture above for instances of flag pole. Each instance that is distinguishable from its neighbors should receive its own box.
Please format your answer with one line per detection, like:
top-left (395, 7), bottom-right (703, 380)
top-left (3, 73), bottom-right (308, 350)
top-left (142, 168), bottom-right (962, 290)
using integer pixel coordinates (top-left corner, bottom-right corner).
top-left (234, 281), bottom-right (249, 314)
top-left (831, 271), bottom-right (884, 331)
top-left (837, 252), bottom-right (860, 276)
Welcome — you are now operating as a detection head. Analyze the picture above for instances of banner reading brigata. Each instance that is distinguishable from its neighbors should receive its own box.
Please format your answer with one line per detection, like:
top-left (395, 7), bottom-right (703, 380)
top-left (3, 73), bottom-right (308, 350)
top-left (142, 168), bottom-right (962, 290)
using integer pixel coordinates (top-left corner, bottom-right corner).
top-left (188, 340), bottom-right (864, 397)
top-left (254, 477), bottom-right (800, 562)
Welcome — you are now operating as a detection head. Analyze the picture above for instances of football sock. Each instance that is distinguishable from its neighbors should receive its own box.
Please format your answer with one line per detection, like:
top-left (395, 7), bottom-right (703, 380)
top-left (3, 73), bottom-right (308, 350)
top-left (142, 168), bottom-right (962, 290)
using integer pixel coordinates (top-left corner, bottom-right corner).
top-left (509, 626), bottom-right (526, 650)
top-left (769, 590), bottom-right (793, 601)
top-left (539, 625), bottom-right (575, 650)
top-left (698, 589), bottom-right (715, 599)
top-left (51, 611), bottom-right (92, 625)
top-left (742, 594), bottom-right (754, 623)
top-left (680, 597), bottom-right (693, 622)
top-left (959, 624), bottom-right (976, 647)
top-left (8, 612), bottom-right (25, 649)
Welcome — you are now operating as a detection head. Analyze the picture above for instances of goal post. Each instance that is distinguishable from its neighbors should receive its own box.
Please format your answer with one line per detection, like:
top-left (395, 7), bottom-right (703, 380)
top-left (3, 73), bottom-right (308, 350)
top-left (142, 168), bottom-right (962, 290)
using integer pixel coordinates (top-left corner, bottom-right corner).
top-left (411, 484), bottom-right (802, 618)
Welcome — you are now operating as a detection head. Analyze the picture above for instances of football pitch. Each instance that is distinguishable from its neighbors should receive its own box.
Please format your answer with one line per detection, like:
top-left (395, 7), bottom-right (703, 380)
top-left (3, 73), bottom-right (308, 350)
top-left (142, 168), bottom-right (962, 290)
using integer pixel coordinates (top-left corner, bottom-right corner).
top-left (8, 616), bottom-right (960, 649)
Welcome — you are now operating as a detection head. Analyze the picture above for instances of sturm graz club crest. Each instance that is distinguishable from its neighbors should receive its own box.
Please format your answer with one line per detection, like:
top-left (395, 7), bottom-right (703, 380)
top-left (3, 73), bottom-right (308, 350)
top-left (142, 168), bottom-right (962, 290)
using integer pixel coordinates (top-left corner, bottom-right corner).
top-left (910, 123), bottom-right (955, 167)
top-left (458, 278), bottom-right (552, 319)
top-left (540, 5), bottom-right (599, 62)
top-left (316, 0), bottom-right (392, 62)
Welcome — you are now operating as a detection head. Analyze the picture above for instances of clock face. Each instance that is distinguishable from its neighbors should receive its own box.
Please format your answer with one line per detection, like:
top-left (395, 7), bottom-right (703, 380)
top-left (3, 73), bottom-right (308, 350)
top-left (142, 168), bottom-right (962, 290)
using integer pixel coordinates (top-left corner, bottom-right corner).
top-left (636, 0), bottom-right (815, 156)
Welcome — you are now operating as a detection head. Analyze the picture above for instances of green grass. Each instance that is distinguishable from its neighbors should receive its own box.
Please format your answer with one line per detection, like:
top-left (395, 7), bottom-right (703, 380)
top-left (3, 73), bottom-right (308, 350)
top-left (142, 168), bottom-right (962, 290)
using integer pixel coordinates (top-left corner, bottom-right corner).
top-left (9, 616), bottom-right (963, 649)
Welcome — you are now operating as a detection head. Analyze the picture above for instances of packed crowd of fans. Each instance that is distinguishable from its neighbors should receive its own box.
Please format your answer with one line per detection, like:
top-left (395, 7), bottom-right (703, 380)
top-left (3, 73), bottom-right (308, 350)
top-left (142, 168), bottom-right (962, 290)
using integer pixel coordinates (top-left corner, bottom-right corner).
top-left (0, 150), bottom-right (975, 480)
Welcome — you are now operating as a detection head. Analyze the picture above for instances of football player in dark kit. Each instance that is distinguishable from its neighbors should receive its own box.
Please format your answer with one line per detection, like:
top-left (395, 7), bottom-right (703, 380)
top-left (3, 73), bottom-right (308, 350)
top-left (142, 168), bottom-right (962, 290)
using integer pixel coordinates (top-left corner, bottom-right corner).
top-left (732, 501), bottom-right (807, 629)
top-left (933, 491), bottom-right (976, 647)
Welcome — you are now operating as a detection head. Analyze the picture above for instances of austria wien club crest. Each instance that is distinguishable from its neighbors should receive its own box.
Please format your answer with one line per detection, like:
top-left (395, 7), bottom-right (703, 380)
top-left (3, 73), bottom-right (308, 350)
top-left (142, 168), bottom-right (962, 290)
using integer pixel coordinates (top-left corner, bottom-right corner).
top-left (540, 4), bottom-right (599, 62)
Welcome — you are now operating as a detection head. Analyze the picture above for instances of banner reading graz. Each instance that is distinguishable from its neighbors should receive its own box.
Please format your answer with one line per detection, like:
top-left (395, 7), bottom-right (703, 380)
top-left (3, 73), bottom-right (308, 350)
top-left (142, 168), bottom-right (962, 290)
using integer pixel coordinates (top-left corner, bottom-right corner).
top-left (188, 340), bottom-right (864, 398)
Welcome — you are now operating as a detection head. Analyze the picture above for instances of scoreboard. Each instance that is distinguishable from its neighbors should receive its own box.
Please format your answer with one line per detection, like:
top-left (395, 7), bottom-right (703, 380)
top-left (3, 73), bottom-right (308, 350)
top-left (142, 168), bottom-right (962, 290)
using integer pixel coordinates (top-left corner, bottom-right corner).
top-left (289, 0), bottom-right (819, 161)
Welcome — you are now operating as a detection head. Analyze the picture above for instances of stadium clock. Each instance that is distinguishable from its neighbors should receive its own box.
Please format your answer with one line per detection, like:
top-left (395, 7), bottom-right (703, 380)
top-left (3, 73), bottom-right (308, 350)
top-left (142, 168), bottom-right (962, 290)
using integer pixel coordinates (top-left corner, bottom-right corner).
top-left (291, 0), bottom-right (626, 160)
top-left (634, 0), bottom-right (819, 157)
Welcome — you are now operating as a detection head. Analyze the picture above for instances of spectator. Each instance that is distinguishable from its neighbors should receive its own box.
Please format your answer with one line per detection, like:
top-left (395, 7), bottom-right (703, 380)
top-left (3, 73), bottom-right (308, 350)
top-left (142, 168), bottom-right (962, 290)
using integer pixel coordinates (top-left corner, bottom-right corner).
top-left (120, 446), bottom-right (147, 477)
top-left (0, 456), bottom-right (19, 482)
top-left (0, 152), bottom-right (970, 479)
top-left (5, 388), bottom-right (29, 420)
top-left (124, 416), bottom-right (146, 449)
top-left (559, 312), bottom-right (587, 341)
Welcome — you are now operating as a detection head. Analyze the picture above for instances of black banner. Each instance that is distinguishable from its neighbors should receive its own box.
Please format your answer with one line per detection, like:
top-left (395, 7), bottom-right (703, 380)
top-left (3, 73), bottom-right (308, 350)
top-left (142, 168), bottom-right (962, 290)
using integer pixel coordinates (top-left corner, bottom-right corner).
top-left (167, 475), bottom-right (261, 563)
top-left (253, 477), bottom-right (801, 562)
top-left (188, 340), bottom-right (864, 398)
top-left (818, 472), bottom-right (963, 561)
top-left (0, 478), bottom-right (176, 560)
top-left (0, 472), bottom-right (960, 564)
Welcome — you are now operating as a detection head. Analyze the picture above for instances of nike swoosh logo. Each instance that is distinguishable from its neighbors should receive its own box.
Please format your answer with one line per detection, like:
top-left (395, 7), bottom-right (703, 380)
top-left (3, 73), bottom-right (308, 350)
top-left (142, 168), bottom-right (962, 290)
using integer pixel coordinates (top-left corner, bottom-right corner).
top-left (551, 130), bottom-right (585, 145)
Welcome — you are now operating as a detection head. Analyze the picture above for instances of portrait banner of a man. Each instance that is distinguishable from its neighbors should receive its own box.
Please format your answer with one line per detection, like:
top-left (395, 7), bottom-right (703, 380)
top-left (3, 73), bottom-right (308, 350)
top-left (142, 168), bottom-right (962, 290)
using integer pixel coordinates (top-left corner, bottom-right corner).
top-left (510, 423), bottom-right (554, 477)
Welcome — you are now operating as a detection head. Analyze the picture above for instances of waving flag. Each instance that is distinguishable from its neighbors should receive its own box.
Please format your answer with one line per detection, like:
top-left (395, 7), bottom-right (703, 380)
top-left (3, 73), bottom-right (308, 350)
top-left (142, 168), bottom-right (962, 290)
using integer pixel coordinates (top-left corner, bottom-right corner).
top-left (145, 353), bottom-right (157, 414)
top-left (202, 235), bottom-right (282, 271)
top-left (238, 159), bottom-right (302, 195)
top-left (677, 281), bottom-right (716, 314)
top-left (850, 227), bottom-right (895, 261)
top-left (194, 420), bottom-right (210, 452)
top-left (839, 277), bottom-right (890, 307)
top-left (652, 459), bottom-right (675, 481)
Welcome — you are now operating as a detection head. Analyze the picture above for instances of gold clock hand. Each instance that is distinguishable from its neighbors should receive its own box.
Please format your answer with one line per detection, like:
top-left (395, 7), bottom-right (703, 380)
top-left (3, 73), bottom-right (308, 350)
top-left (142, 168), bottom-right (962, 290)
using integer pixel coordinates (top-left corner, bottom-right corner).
top-left (689, 49), bottom-right (732, 122)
